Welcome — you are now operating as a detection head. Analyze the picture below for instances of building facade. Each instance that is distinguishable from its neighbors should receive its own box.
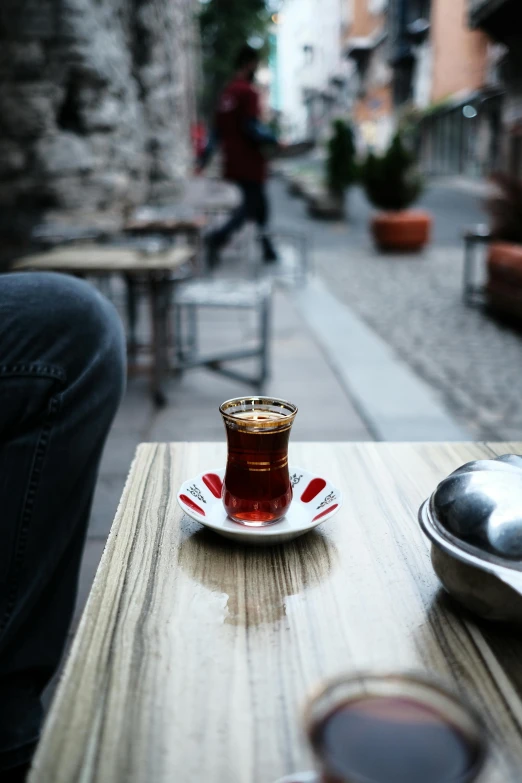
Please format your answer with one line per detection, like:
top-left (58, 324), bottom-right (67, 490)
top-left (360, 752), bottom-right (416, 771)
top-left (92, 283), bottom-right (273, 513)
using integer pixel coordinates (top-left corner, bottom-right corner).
top-left (271, 0), bottom-right (351, 141)
top-left (469, 0), bottom-right (522, 176)
top-left (418, 0), bottom-right (502, 176)
top-left (431, 0), bottom-right (488, 101)
top-left (381, 0), bottom-right (499, 176)
top-left (344, 0), bottom-right (393, 151)
top-left (271, 0), bottom-right (512, 176)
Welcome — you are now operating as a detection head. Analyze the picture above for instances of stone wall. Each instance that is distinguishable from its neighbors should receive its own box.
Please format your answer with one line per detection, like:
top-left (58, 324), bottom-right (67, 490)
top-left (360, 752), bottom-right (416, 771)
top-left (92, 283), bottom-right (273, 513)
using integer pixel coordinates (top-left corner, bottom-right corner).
top-left (0, 0), bottom-right (197, 236)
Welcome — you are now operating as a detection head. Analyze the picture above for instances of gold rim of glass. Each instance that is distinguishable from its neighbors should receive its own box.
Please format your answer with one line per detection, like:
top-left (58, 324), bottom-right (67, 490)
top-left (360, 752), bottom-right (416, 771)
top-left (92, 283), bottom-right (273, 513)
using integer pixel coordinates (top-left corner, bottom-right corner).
top-left (219, 396), bottom-right (298, 430)
top-left (304, 671), bottom-right (488, 783)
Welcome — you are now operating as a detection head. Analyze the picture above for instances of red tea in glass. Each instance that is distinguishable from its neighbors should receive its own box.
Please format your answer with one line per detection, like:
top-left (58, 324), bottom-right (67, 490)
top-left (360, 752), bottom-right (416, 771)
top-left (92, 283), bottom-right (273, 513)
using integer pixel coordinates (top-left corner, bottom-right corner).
top-left (305, 673), bottom-right (487, 783)
top-left (219, 397), bottom-right (298, 526)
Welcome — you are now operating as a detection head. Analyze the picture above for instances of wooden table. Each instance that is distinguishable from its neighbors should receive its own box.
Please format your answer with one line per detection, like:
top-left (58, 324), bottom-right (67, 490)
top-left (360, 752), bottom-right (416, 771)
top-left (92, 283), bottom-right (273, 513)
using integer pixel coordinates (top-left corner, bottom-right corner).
top-left (12, 244), bottom-right (195, 273)
top-left (124, 215), bottom-right (207, 267)
top-left (30, 442), bottom-right (522, 782)
top-left (13, 244), bottom-right (197, 406)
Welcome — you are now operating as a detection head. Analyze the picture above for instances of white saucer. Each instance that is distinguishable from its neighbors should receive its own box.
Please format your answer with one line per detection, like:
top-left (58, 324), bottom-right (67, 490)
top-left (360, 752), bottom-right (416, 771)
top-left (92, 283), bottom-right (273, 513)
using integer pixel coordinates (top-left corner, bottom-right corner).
top-left (177, 466), bottom-right (342, 545)
top-left (273, 773), bottom-right (317, 783)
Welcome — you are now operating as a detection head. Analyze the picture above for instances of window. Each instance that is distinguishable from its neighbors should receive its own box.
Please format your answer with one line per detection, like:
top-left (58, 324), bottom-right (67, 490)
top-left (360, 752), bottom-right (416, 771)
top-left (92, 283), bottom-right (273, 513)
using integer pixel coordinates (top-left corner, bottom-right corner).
top-left (407, 0), bottom-right (431, 22)
top-left (368, 0), bottom-right (388, 14)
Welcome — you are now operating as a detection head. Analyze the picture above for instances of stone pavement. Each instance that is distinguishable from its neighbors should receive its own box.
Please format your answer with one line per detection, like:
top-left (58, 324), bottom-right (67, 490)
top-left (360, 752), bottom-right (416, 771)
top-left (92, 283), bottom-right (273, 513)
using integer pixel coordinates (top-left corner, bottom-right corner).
top-left (295, 276), bottom-right (468, 441)
top-left (269, 174), bottom-right (522, 442)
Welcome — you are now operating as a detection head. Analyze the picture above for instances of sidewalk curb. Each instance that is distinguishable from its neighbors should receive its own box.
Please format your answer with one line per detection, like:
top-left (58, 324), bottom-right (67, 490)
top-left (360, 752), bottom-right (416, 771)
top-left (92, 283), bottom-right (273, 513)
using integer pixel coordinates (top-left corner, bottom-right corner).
top-left (428, 176), bottom-right (490, 198)
top-left (293, 276), bottom-right (471, 442)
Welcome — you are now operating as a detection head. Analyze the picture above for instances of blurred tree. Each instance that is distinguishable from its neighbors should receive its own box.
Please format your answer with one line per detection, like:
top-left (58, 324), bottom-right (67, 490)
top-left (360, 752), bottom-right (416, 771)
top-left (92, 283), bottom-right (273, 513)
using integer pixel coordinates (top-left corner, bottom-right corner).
top-left (326, 119), bottom-right (357, 197)
top-left (199, 0), bottom-right (270, 118)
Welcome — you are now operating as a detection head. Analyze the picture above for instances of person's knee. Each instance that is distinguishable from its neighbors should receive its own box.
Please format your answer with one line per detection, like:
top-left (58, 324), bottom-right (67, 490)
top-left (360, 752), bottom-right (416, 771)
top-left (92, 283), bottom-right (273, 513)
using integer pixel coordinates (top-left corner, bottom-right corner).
top-left (52, 275), bottom-right (126, 410)
top-left (0, 272), bottom-right (126, 412)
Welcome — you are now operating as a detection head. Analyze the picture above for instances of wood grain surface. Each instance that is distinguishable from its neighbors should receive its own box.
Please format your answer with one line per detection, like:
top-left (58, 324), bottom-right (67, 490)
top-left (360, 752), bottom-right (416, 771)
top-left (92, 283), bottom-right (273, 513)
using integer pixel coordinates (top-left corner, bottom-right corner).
top-left (29, 442), bottom-right (522, 783)
top-left (13, 244), bottom-right (195, 273)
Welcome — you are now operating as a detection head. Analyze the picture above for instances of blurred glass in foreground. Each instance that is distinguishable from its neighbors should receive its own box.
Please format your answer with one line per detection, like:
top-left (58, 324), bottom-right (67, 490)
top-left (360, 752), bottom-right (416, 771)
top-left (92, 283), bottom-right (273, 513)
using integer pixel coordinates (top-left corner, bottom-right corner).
top-left (304, 672), bottom-right (487, 783)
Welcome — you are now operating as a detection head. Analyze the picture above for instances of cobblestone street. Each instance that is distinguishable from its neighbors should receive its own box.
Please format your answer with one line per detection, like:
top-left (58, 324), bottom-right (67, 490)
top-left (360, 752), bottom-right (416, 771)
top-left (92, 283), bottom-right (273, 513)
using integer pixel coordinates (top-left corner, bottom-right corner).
top-left (270, 175), bottom-right (522, 441)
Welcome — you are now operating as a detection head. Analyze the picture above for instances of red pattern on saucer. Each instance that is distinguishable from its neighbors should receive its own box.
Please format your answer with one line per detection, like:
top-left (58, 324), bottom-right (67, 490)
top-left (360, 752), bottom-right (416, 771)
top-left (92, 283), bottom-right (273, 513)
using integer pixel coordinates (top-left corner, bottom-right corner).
top-left (202, 473), bottom-right (223, 498)
top-left (179, 494), bottom-right (206, 516)
top-left (300, 477), bottom-right (327, 503)
top-left (313, 504), bottom-right (339, 522)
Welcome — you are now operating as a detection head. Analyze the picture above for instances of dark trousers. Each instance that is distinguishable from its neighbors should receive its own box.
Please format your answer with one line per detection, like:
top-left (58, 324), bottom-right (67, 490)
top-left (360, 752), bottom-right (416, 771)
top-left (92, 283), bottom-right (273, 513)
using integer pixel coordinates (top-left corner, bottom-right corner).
top-left (0, 273), bottom-right (125, 771)
top-left (213, 180), bottom-right (270, 248)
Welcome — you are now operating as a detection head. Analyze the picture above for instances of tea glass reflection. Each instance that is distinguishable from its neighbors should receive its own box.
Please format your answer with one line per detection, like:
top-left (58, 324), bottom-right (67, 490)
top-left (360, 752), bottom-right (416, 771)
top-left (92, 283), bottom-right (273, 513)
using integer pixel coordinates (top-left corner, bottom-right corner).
top-left (304, 673), bottom-right (487, 783)
top-left (219, 396), bottom-right (298, 526)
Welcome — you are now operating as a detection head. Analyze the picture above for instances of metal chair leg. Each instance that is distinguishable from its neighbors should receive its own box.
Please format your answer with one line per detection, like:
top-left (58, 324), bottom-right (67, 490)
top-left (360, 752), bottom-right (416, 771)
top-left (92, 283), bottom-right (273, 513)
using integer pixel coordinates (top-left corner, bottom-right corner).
top-left (301, 234), bottom-right (311, 284)
top-left (463, 239), bottom-right (473, 305)
top-left (259, 295), bottom-right (271, 387)
top-left (187, 304), bottom-right (198, 355)
top-left (149, 276), bottom-right (169, 407)
top-left (126, 276), bottom-right (139, 360)
top-left (174, 301), bottom-right (185, 362)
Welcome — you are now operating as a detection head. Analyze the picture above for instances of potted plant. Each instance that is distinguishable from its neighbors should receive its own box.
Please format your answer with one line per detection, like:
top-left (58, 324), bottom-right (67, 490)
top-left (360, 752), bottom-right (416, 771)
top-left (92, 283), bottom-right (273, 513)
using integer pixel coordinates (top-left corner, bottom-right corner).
top-left (362, 131), bottom-right (431, 251)
top-left (484, 173), bottom-right (522, 320)
top-left (308, 119), bottom-right (357, 219)
top-left (326, 119), bottom-right (357, 199)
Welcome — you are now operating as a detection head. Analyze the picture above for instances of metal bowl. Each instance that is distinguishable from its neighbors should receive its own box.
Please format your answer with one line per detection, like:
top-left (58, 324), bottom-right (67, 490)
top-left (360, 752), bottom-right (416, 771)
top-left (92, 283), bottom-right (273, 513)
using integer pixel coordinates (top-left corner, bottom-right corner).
top-left (419, 454), bottom-right (522, 624)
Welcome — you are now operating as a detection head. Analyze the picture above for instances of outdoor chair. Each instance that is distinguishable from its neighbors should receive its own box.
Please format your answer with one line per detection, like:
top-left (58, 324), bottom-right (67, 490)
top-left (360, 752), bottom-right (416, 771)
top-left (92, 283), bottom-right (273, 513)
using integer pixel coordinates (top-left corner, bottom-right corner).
top-left (172, 277), bottom-right (272, 388)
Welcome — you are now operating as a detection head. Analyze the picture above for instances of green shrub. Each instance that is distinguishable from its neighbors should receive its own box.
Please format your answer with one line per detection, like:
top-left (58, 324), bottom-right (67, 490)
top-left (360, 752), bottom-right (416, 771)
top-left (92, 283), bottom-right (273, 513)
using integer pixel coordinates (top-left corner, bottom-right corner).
top-left (362, 132), bottom-right (423, 211)
top-left (326, 119), bottom-right (357, 196)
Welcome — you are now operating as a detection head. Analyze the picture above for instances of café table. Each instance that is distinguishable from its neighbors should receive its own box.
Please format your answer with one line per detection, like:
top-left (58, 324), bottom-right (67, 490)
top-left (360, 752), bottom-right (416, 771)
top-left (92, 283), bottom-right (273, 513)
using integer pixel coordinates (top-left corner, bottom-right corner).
top-left (29, 442), bottom-right (522, 783)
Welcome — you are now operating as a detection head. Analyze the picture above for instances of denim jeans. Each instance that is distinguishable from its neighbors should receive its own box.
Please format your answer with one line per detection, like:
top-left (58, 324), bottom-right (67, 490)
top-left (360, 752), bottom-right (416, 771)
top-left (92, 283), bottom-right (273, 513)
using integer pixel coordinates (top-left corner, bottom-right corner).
top-left (212, 180), bottom-right (269, 245)
top-left (0, 272), bottom-right (125, 771)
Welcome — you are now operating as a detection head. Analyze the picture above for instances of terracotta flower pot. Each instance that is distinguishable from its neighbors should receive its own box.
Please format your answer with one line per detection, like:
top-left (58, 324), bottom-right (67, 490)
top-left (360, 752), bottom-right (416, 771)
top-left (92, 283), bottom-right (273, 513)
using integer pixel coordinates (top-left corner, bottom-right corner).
top-left (371, 210), bottom-right (432, 252)
top-left (487, 242), bottom-right (522, 322)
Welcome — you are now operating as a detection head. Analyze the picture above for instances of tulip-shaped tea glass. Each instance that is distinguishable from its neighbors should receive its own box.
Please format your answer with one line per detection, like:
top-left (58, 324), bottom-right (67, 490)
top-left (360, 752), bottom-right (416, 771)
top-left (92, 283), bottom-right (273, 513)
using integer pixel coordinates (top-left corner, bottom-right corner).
top-left (219, 396), bottom-right (298, 526)
top-left (304, 672), bottom-right (487, 783)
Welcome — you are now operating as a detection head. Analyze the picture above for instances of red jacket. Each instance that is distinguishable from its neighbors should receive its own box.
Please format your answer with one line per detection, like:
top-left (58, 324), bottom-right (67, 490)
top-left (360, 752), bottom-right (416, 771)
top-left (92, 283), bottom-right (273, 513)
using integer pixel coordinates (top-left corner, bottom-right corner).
top-left (215, 78), bottom-right (266, 183)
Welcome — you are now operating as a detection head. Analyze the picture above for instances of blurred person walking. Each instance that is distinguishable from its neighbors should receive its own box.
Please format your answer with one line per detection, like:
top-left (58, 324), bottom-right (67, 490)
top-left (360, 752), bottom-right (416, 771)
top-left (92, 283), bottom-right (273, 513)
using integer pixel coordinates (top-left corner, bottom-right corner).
top-left (198, 44), bottom-right (280, 268)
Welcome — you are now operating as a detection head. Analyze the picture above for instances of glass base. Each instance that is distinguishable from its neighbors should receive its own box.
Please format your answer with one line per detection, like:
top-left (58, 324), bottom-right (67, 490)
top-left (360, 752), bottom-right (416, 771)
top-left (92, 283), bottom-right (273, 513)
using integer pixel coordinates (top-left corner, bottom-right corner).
top-left (229, 511), bottom-right (285, 527)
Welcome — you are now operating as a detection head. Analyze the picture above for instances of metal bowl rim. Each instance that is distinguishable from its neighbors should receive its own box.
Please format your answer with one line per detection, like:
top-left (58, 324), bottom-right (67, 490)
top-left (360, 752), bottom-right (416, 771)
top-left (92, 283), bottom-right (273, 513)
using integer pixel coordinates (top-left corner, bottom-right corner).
top-left (418, 499), bottom-right (521, 579)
